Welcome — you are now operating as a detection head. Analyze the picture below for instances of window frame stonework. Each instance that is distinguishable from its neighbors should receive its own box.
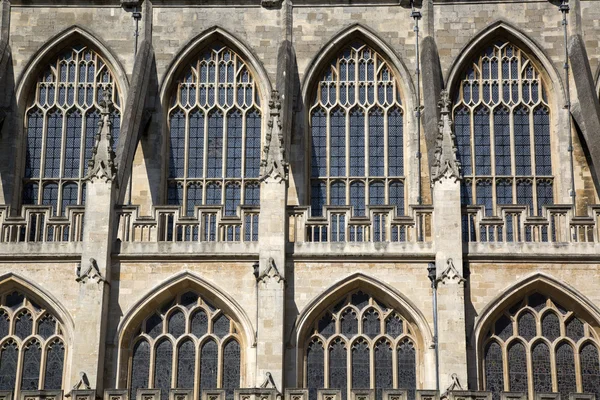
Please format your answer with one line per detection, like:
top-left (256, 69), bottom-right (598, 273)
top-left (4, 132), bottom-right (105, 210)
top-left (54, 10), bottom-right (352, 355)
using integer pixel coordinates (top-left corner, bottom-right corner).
top-left (302, 290), bottom-right (420, 400)
top-left (481, 292), bottom-right (600, 400)
top-left (126, 290), bottom-right (243, 400)
top-left (0, 289), bottom-right (66, 395)
top-left (308, 41), bottom-right (406, 218)
top-left (453, 41), bottom-right (554, 217)
top-left (166, 42), bottom-right (263, 217)
top-left (21, 44), bottom-right (122, 215)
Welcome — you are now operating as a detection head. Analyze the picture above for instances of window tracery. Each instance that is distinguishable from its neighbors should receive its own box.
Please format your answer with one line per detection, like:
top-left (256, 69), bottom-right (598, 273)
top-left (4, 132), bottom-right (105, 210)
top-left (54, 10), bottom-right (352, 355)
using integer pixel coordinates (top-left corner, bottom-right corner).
top-left (309, 42), bottom-right (405, 217)
top-left (23, 45), bottom-right (121, 214)
top-left (127, 291), bottom-right (241, 400)
top-left (304, 291), bottom-right (418, 400)
top-left (482, 292), bottom-right (600, 399)
top-left (454, 41), bottom-right (553, 217)
top-left (167, 43), bottom-right (261, 216)
top-left (0, 290), bottom-right (66, 392)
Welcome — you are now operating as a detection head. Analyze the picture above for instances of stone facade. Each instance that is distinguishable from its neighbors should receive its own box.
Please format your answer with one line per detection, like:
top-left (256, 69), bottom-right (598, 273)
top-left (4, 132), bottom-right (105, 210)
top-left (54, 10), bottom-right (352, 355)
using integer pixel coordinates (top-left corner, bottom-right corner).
top-left (0, 1), bottom-right (599, 400)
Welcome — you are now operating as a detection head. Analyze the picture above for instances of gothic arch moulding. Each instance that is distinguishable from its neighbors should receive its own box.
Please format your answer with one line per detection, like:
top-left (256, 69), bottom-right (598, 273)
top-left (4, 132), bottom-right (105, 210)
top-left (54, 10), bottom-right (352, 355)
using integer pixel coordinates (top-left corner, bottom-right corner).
top-left (445, 20), bottom-right (566, 109)
top-left (300, 23), bottom-right (417, 112)
top-left (158, 25), bottom-right (273, 109)
top-left (292, 272), bottom-right (432, 385)
top-left (114, 270), bottom-right (255, 388)
top-left (15, 25), bottom-right (129, 112)
top-left (473, 272), bottom-right (600, 389)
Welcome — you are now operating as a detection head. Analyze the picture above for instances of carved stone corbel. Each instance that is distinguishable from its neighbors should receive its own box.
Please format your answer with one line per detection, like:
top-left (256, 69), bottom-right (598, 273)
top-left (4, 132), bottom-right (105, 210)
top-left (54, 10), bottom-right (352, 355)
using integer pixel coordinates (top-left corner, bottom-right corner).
top-left (76, 259), bottom-right (105, 284)
top-left (259, 91), bottom-right (288, 183)
top-left (257, 257), bottom-right (285, 284)
top-left (436, 259), bottom-right (466, 285)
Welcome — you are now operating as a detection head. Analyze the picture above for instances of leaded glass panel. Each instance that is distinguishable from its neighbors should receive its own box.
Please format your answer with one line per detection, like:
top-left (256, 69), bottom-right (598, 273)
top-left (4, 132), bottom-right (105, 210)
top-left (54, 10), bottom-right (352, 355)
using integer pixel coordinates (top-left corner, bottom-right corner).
top-left (223, 340), bottom-right (240, 400)
top-left (340, 309), bottom-right (358, 338)
top-left (566, 317), bottom-right (585, 342)
top-left (15, 311), bottom-right (33, 340)
top-left (177, 339), bottom-right (195, 389)
top-left (154, 339), bottom-right (173, 400)
top-left (374, 340), bottom-right (392, 400)
top-left (307, 340), bottom-right (325, 400)
top-left (43, 340), bottom-right (64, 390)
top-left (20, 341), bottom-right (41, 390)
top-left (191, 310), bottom-right (208, 337)
top-left (130, 340), bottom-right (150, 399)
top-left (484, 342), bottom-right (504, 400)
top-left (580, 343), bottom-right (600, 398)
top-left (310, 43), bottom-right (405, 217)
top-left (397, 339), bottom-right (416, 400)
top-left (352, 339), bottom-right (370, 389)
top-left (532, 342), bottom-right (552, 393)
top-left (200, 339), bottom-right (218, 390)
top-left (362, 308), bottom-right (380, 339)
top-left (517, 311), bottom-right (536, 342)
top-left (556, 343), bottom-right (576, 400)
top-left (168, 310), bottom-right (186, 338)
top-left (37, 314), bottom-right (56, 339)
top-left (329, 339), bottom-right (347, 400)
top-left (0, 341), bottom-right (18, 391)
top-left (23, 46), bottom-right (121, 211)
top-left (213, 314), bottom-right (230, 338)
top-left (508, 342), bottom-right (528, 392)
top-left (541, 312), bottom-right (560, 342)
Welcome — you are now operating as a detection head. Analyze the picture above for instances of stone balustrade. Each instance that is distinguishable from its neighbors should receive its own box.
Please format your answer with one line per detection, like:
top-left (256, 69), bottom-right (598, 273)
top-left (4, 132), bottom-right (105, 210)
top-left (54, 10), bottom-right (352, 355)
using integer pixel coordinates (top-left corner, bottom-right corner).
top-left (0, 205), bottom-right (84, 243)
top-left (115, 205), bottom-right (260, 243)
top-left (462, 205), bottom-right (600, 244)
top-left (288, 205), bottom-right (433, 244)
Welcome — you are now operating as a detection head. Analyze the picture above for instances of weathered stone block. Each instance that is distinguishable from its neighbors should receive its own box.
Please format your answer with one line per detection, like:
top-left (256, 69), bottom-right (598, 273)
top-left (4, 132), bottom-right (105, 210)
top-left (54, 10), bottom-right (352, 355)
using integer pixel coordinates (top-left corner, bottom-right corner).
top-left (103, 390), bottom-right (128, 400)
top-left (201, 390), bottom-right (226, 400)
top-left (382, 390), bottom-right (408, 400)
top-left (351, 390), bottom-right (375, 400)
top-left (135, 389), bottom-right (160, 400)
top-left (70, 391), bottom-right (96, 400)
top-left (416, 391), bottom-right (439, 400)
top-left (20, 391), bottom-right (63, 400)
top-left (317, 389), bottom-right (342, 400)
top-left (284, 389), bottom-right (308, 400)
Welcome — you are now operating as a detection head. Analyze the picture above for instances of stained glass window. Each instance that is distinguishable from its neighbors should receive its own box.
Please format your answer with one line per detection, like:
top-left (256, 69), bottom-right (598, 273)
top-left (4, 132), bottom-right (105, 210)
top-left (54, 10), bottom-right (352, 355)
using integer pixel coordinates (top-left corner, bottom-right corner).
top-left (309, 42), bottom-right (405, 217)
top-left (128, 291), bottom-right (241, 397)
top-left (20, 341), bottom-right (41, 390)
top-left (305, 290), bottom-right (418, 400)
top-left (167, 44), bottom-right (261, 215)
top-left (43, 339), bottom-right (64, 390)
top-left (455, 42), bottom-right (553, 216)
top-left (23, 45), bottom-right (121, 214)
top-left (483, 292), bottom-right (599, 398)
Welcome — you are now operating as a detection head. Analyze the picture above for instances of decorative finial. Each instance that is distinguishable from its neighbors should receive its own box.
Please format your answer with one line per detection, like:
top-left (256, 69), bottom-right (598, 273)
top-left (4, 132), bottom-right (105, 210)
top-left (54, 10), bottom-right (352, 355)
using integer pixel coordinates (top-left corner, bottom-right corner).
top-left (431, 89), bottom-right (461, 184)
top-left (259, 90), bottom-right (288, 183)
top-left (86, 86), bottom-right (118, 184)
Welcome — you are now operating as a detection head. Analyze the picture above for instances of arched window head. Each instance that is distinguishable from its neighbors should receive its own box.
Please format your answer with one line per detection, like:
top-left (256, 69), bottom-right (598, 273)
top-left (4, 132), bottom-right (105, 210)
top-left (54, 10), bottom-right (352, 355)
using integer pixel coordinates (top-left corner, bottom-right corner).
top-left (482, 292), bottom-right (600, 400)
top-left (0, 290), bottom-right (66, 393)
top-left (127, 291), bottom-right (241, 400)
top-left (22, 45), bottom-right (122, 215)
top-left (303, 290), bottom-right (418, 400)
top-left (167, 43), bottom-right (262, 216)
top-left (453, 41), bottom-right (553, 217)
top-left (309, 42), bottom-right (405, 217)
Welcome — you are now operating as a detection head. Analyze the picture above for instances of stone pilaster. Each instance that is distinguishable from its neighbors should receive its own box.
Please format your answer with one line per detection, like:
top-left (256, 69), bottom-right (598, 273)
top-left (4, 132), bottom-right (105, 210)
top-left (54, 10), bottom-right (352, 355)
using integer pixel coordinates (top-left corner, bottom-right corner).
top-left (431, 90), bottom-right (468, 389)
top-left (256, 91), bottom-right (288, 389)
top-left (71, 92), bottom-right (118, 394)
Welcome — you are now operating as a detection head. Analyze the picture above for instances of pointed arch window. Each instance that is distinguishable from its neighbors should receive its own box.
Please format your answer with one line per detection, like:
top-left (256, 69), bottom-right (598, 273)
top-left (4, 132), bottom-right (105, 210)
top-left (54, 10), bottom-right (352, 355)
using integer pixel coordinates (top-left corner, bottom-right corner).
top-left (0, 290), bottom-right (66, 393)
top-left (23, 45), bottom-right (122, 215)
top-left (127, 291), bottom-right (242, 400)
top-left (167, 43), bottom-right (262, 216)
top-left (481, 292), bottom-right (600, 400)
top-left (454, 42), bottom-right (553, 217)
top-left (303, 290), bottom-right (419, 400)
top-left (309, 42), bottom-right (405, 217)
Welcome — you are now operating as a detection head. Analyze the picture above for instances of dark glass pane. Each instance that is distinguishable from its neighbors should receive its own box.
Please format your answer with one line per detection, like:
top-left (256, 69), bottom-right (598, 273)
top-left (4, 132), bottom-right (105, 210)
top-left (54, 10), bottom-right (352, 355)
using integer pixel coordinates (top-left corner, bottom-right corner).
top-left (541, 312), bottom-right (560, 342)
top-left (389, 182), bottom-right (404, 215)
top-left (62, 183), bottom-right (79, 213)
top-left (42, 183), bottom-right (59, 215)
top-left (388, 107), bottom-right (404, 176)
top-left (494, 108), bottom-right (511, 175)
top-left (168, 183), bottom-right (183, 207)
top-left (514, 107), bottom-right (531, 175)
top-left (43, 340), bottom-right (64, 390)
top-left (484, 342), bottom-right (504, 400)
top-left (307, 341), bottom-right (325, 400)
top-left (474, 107), bottom-right (491, 175)
top-left (556, 342), bottom-right (576, 400)
top-left (6, 292), bottom-right (24, 309)
top-left (180, 292), bottom-right (198, 309)
top-left (534, 107), bottom-right (552, 176)
top-left (532, 342), bottom-right (552, 393)
top-left (186, 184), bottom-right (202, 215)
top-left (154, 340), bottom-right (173, 400)
top-left (516, 180), bottom-right (533, 214)
top-left (369, 182), bottom-right (384, 206)
top-left (0, 312), bottom-right (8, 338)
top-left (226, 110), bottom-right (243, 178)
top-left (38, 314), bottom-right (56, 339)
top-left (311, 109), bottom-right (327, 178)
top-left (22, 183), bottom-right (39, 205)
top-left (145, 313), bottom-right (163, 338)
top-left (213, 314), bottom-right (230, 338)
top-left (191, 309), bottom-right (209, 337)
top-left (207, 110), bottom-right (224, 178)
top-left (329, 339), bottom-right (347, 400)
top-left (566, 317), bottom-right (585, 342)
top-left (375, 340), bottom-right (393, 400)
top-left (330, 181), bottom-right (346, 206)
top-left (351, 292), bottom-right (369, 310)
top-left (25, 109), bottom-right (44, 179)
top-left (496, 180), bottom-right (512, 205)
top-left (369, 108), bottom-right (384, 176)
top-left (245, 110), bottom-right (261, 178)
top-left (311, 181), bottom-right (326, 217)
top-left (318, 313), bottom-right (335, 338)
top-left (330, 108), bottom-right (346, 177)
top-left (385, 314), bottom-right (403, 338)
top-left (225, 184), bottom-right (241, 216)
top-left (476, 180), bottom-right (493, 216)
top-left (44, 110), bottom-right (63, 178)
top-left (0, 341), bottom-right (18, 390)
top-left (362, 308), bottom-right (380, 339)
top-left (351, 339), bottom-right (370, 389)
top-left (223, 340), bottom-right (241, 400)
top-left (64, 110), bottom-right (82, 178)
top-left (349, 181), bottom-right (365, 216)
top-left (177, 339), bottom-right (195, 389)
top-left (340, 309), bottom-right (358, 338)
top-left (168, 310), bottom-right (186, 338)
top-left (508, 342), bottom-right (528, 393)
top-left (495, 315), bottom-right (513, 341)
top-left (187, 110), bottom-right (204, 178)
top-left (244, 183), bottom-right (260, 206)
top-left (517, 311), bottom-right (536, 342)
top-left (536, 180), bottom-right (553, 216)
top-left (205, 183), bottom-right (221, 205)
top-left (15, 311), bottom-right (33, 340)
top-left (397, 340), bottom-right (416, 400)
top-left (20, 341), bottom-right (41, 390)
top-left (454, 107), bottom-right (471, 176)
top-left (85, 110), bottom-right (101, 166)
top-left (349, 108), bottom-right (365, 176)
top-left (580, 343), bottom-right (600, 398)
top-left (200, 339), bottom-right (218, 390)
